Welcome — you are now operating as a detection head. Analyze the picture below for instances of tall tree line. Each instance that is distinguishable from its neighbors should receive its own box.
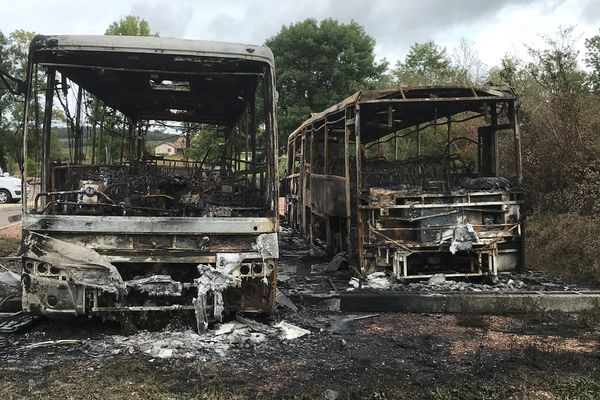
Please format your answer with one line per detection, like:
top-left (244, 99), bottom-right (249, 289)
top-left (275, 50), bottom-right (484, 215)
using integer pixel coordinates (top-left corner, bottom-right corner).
top-left (2, 16), bottom-right (600, 218)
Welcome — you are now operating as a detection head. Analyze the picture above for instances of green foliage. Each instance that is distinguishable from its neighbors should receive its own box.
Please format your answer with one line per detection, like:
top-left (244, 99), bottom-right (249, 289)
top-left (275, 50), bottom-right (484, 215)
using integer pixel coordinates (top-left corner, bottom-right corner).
top-left (516, 27), bottom-right (600, 215)
top-left (265, 18), bottom-right (387, 149)
top-left (431, 383), bottom-right (513, 400)
top-left (585, 29), bottom-right (600, 94)
top-left (558, 377), bottom-right (600, 400)
top-left (391, 39), bottom-right (486, 86)
top-left (452, 38), bottom-right (486, 85)
top-left (393, 41), bottom-right (455, 85)
top-left (187, 128), bottom-right (224, 163)
top-left (526, 26), bottom-right (586, 95)
top-left (49, 128), bottom-right (68, 162)
top-left (5, 30), bottom-right (34, 80)
top-left (488, 55), bottom-right (523, 87)
top-left (105, 15), bottom-right (156, 36)
top-left (431, 376), bottom-right (600, 400)
top-left (0, 29), bottom-right (37, 173)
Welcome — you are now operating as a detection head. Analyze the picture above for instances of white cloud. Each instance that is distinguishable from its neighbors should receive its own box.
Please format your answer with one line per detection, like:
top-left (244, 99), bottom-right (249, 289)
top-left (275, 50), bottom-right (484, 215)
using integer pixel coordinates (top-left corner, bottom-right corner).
top-left (0, 0), bottom-right (597, 68)
top-left (130, 0), bottom-right (195, 37)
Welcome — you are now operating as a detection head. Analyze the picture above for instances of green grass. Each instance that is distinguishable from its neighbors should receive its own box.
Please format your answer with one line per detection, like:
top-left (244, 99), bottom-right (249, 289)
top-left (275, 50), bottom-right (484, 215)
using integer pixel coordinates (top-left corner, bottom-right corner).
top-left (558, 377), bottom-right (600, 400)
top-left (0, 236), bottom-right (20, 257)
top-left (431, 383), bottom-right (514, 400)
top-left (431, 375), bottom-right (600, 400)
top-left (2, 355), bottom-right (599, 400)
top-left (0, 358), bottom-right (246, 400)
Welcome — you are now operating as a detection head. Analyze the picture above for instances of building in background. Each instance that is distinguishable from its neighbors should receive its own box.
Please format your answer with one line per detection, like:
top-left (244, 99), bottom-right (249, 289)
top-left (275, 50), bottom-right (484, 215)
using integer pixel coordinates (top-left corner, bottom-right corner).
top-left (154, 136), bottom-right (186, 156)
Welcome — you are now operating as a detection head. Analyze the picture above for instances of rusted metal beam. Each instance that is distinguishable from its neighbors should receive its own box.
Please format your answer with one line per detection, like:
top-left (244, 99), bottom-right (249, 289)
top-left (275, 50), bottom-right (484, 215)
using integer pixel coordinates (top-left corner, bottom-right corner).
top-left (324, 124), bottom-right (329, 175)
top-left (41, 68), bottom-right (55, 193)
top-left (23, 214), bottom-right (276, 234)
top-left (308, 173), bottom-right (345, 181)
top-left (446, 116), bottom-right (452, 187)
top-left (354, 106), bottom-right (363, 266)
top-left (38, 62), bottom-right (265, 77)
top-left (344, 112), bottom-right (351, 253)
top-left (510, 101), bottom-right (523, 184)
top-left (490, 102), bottom-right (499, 176)
top-left (359, 95), bottom-right (515, 104)
top-left (250, 94), bottom-right (257, 187)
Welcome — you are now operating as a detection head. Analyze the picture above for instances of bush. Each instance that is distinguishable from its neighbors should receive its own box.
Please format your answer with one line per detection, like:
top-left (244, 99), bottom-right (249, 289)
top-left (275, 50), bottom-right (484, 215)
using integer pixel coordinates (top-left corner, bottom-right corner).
top-left (526, 212), bottom-right (600, 284)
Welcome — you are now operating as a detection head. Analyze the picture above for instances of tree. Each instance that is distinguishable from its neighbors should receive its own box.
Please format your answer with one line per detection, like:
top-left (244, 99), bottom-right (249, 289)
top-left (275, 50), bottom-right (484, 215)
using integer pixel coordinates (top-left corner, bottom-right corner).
top-left (265, 18), bottom-right (387, 149)
top-left (526, 26), bottom-right (585, 95)
top-left (82, 16), bottom-right (157, 164)
top-left (520, 27), bottom-right (600, 214)
top-left (188, 127), bottom-right (224, 164)
top-left (105, 15), bottom-right (156, 36)
top-left (585, 29), bottom-right (600, 94)
top-left (452, 38), bottom-right (486, 85)
top-left (0, 29), bottom-right (37, 172)
top-left (0, 30), bottom-right (12, 171)
top-left (392, 41), bottom-right (456, 86)
top-left (488, 55), bottom-right (523, 87)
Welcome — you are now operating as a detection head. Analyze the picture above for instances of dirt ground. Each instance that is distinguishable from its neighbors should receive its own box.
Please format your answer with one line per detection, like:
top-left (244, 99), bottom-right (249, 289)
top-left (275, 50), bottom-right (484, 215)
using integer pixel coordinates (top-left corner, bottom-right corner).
top-left (0, 224), bottom-right (20, 238)
top-left (1, 232), bottom-right (600, 399)
top-left (0, 311), bottom-right (599, 399)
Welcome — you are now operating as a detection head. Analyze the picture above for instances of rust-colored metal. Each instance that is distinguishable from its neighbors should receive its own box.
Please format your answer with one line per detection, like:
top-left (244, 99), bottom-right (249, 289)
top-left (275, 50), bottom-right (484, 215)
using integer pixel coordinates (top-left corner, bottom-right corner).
top-left (19, 35), bottom-right (280, 326)
top-left (283, 87), bottom-right (523, 280)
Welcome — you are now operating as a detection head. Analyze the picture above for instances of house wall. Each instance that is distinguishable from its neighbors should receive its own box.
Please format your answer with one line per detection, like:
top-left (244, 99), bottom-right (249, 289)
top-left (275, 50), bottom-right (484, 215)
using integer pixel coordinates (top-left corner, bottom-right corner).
top-left (155, 143), bottom-right (176, 155)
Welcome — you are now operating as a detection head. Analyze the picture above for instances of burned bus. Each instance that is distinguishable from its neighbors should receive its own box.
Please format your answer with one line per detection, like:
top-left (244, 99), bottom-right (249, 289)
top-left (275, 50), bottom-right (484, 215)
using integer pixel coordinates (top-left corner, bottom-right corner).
top-left (284, 87), bottom-right (523, 280)
top-left (19, 35), bottom-right (279, 330)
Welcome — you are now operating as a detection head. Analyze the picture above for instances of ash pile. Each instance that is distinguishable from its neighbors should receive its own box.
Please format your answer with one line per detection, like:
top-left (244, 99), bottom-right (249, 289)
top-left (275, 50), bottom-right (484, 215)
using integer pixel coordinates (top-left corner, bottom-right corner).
top-left (91, 318), bottom-right (310, 360)
top-left (275, 228), bottom-right (598, 295)
top-left (346, 271), bottom-right (596, 293)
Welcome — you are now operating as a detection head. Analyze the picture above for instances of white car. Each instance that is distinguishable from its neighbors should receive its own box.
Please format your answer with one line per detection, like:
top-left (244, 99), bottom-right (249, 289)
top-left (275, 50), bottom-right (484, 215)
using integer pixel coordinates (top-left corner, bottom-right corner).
top-left (0, 167), bottom-right (23, 204)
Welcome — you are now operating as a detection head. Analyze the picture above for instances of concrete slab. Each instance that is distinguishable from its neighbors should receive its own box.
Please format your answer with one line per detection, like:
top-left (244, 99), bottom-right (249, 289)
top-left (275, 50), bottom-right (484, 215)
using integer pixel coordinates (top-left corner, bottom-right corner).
top-left (288, 290), bottom-right (600, 314)
top-left (339, 291), bottom-right (600, 314)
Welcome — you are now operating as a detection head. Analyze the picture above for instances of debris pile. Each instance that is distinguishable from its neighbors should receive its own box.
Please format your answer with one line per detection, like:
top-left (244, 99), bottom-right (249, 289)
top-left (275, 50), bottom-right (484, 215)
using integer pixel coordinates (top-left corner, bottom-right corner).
top-left (414, 274), bottom-right (521, 292)
top-left (89, 318), bottom-right (310, 360)
top-left (348, 272), bottom-right (393, 290)
top-left (193, 264), bottom-right (241, 333)
top-left (460, 176), bottom-right (511, 190)
top-left (439, 224), bottom-right (479, 254)
top-left (342, 271), bottom-right (595, 293)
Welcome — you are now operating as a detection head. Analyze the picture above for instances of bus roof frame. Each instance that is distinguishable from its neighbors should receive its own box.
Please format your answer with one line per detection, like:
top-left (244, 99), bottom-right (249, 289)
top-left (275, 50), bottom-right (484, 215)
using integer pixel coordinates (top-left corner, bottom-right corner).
top-left (27, 35), bottom-right (276, 124)
top-left (288, 86), bottom-right (517, 144)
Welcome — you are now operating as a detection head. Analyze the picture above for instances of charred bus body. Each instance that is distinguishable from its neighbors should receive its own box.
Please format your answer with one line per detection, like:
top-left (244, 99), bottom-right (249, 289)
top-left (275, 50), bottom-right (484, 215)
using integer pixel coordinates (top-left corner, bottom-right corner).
top-left (19, 35), bottom-right (278, 329)
top-left (284, 87), bottom-right (523, 280)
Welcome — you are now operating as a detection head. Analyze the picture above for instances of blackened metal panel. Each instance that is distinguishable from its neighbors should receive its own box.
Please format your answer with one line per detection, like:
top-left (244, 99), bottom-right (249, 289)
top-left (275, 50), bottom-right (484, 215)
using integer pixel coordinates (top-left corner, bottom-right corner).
top-left (309, 175), bottom-right (347, 217)
top-left (23, 215), bottom-right (276, 234)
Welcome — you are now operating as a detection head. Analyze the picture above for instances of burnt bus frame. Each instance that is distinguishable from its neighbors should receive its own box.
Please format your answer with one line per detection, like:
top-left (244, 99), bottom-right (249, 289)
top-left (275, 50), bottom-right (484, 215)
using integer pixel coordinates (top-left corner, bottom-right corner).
top-left (283, 87), bottom-right (524, 279)
top-left (19, 35), bottom-right (279, 318)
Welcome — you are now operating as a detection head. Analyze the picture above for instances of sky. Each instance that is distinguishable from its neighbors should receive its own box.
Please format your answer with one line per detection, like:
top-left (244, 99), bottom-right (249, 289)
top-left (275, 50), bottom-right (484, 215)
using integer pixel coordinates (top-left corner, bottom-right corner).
top-left (1, 0), bottom-right (599, 70)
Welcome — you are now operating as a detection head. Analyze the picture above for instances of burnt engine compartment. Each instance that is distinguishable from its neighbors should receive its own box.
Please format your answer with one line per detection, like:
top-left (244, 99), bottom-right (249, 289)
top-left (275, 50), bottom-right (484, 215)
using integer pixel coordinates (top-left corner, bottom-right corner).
top-left (34, 160), bottom-right (268, 217)
top-left (94, 262), bottom-right (274, 313)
